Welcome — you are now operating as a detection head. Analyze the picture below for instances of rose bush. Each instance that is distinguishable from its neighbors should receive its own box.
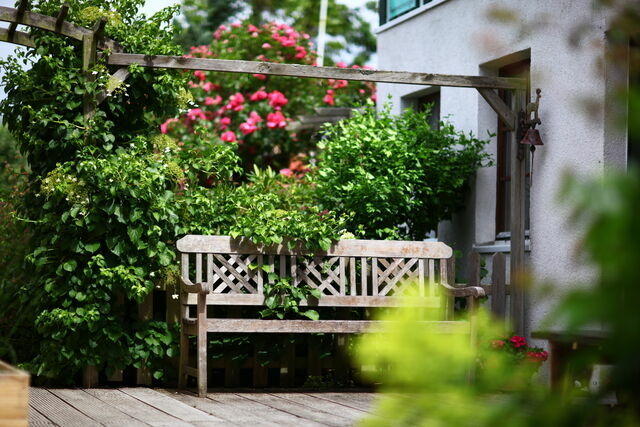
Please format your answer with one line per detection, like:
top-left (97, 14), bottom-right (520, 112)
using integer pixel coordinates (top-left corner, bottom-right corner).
top-left (162, 20), bottom-right (375, 173)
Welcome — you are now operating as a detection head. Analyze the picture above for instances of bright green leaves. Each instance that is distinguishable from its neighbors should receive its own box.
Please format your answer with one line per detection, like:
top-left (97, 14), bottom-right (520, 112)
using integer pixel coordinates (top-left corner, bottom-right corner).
top-left (260, 276), bottom-right (321, 321)
top-left (315, 104), bottom-right (492, 240)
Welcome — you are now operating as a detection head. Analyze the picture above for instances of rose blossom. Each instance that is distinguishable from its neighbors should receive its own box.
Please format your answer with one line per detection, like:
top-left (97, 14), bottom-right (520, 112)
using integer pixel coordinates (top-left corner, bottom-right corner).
top-left (266, 111), bottom-right (287, 128)
top-left (220, 130), bottom-right (237, 142)
top-left (268, 90), bottom-right (288, 108)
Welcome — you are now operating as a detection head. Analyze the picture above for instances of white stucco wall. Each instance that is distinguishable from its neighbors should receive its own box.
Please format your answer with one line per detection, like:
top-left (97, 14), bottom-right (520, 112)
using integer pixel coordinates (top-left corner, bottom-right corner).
top-left (376, 0), bottom-right (624, 335)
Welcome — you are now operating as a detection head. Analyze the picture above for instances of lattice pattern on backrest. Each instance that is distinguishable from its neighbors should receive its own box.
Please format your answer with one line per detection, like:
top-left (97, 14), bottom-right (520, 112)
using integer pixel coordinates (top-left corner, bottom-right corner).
top-left (178, 236), bottom-right (453, 299)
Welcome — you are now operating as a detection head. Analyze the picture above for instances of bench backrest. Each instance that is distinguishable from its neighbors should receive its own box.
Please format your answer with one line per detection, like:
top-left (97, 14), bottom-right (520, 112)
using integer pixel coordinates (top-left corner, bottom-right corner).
top-left (177, 235), bottom-right (454, 307)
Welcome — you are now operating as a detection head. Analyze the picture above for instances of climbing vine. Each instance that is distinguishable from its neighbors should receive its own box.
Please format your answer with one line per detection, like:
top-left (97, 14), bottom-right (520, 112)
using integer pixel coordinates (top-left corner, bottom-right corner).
top-left (0, 0), bottom-right (187, 380)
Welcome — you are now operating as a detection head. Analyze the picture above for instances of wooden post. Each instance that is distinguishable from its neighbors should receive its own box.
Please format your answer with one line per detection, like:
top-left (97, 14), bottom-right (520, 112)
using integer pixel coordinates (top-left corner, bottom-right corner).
top-left (136, 292), bottom-right (153, 385)
top-left (82, 366), bottom-right (99, 388)
top-left (81, 17), bottom-right (106, 133)
top-left (490, 253), bottom-right (507, 318)
top-left (510, 89), bottom-right (527, 335)
top-left (197, 292), bottom-right (207, 397)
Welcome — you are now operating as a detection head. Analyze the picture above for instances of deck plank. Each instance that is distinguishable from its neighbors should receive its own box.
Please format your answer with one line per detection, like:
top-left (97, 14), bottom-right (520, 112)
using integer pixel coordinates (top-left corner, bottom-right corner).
top-left (239, 393), bottom-right (354, 426)
top-left (120, 388), bottom-right (224, 425)
top-left (306, 393), bottom-right (376, 412)
top-left (157, 389), bottom-right (269, 426)
top-left (29, 388), bottom-right (99, 427)
top-left (84, 388), bottom-right (194, 426)
top-left (208, 392), bottom-right (325, 426)
top-left (49, 389), bottom-right (149, 426)
top-left (28, 404), bottom-right (56, 427)
top-left (272, 393), bottom-right (369, 420)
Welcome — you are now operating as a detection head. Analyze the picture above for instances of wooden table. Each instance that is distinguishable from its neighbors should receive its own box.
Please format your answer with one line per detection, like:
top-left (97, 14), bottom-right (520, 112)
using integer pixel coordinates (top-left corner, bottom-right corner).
top-left (532, 330), bottom-right (609, 388)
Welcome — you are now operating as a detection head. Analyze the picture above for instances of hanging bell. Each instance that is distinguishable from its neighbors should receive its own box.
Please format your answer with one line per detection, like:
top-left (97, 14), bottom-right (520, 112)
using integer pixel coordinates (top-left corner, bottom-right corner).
top-left (520, 127), bottom-right (544, 152)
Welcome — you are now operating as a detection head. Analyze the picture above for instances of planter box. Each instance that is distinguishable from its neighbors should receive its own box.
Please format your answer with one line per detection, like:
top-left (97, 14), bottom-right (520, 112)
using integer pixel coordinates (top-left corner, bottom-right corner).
top-left (0, 360), bottom-right (29, 427)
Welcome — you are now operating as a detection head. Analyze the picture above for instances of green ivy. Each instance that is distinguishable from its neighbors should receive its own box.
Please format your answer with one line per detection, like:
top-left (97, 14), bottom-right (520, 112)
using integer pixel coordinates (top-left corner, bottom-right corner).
top-left (259, 271), bottom-right (321, 321)
top-left (0, 0), bottom-right (186, 381)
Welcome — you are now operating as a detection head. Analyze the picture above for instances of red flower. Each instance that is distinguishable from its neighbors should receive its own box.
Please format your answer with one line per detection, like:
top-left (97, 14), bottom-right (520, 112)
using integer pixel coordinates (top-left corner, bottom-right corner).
top-left (160, 118), bottom-right (178, 134)
top-left (219, 116), bottom-right (231, 129)
top-left (194, 70), bottom-right (206, 82)
top-left (202, 82), bottom-right (219, 92)
top-left (249, 111), bottom-right (263, 123)
top-left (333, 79), bottom-right (348, 89)
top-left (510, 335), bottom-right (527, 348)
top-left (250, 89), bottom-right (268, 101)
top-left (204, 95), bottom-right (222, 106)
top-left (266, 111), bottom-right (287, 129)
top-left (220, 130), bottom-right (237, 142)
top-left (268, 90), bottom-right (288, 108)
top-left (239, 121), bottom-right (258, 135)
top-left (186, 108), bottom-right (207, 121)
top-left (253, 73), bottom-right (267, 80)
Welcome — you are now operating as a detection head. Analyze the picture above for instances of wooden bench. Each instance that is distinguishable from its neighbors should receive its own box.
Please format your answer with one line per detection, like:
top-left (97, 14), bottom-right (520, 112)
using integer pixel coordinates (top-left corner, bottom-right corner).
top-left (176, 235), bottom-right (485, 396)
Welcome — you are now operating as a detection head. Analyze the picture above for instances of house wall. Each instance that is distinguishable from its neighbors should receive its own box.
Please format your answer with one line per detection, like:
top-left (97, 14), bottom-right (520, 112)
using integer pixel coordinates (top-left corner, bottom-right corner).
top-left (377, 0), bottom-right (625, 337)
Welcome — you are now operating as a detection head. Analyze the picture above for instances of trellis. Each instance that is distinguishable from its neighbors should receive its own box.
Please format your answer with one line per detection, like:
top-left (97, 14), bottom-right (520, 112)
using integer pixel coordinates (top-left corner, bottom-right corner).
top-left (0, 0), bottom-right (531, 383)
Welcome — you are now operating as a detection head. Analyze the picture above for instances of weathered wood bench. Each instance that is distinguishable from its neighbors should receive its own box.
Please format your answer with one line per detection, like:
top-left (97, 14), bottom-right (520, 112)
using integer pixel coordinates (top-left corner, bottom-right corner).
top-left (176, 235), bottom-right (485, 396)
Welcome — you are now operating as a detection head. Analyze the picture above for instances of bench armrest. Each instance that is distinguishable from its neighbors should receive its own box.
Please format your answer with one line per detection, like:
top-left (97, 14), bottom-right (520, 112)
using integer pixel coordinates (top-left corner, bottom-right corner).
top-left (181, 279), bottom-right (212, 294)
top-left (439, 282), bottom-right (486, 298)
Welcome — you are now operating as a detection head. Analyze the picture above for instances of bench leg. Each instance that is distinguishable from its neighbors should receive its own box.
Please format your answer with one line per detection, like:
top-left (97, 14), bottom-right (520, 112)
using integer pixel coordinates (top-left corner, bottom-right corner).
top-left (178, 326), bottom-right (188, 389)
top-left (197, 293), bottom-right (207, 397)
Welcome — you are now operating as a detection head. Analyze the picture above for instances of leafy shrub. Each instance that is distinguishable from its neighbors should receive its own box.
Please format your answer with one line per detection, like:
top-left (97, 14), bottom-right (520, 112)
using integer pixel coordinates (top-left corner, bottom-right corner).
top-left (314, 104), bottom-right (491, 240)
top-left (179, 166), bottom-right (349, 250)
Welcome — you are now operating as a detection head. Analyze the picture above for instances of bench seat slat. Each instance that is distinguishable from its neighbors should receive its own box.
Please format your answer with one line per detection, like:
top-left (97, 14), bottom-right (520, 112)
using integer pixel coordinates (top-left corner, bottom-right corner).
top-left (186, 294), bottom-right (442, 308)
top-left (177, 235), bottom-right (453, 259)
top-left (187, 319), bottom-right (470, 334)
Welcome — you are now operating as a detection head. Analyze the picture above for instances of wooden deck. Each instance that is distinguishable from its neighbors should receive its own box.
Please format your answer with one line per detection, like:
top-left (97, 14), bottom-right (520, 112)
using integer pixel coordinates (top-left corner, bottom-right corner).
top-left (28, 388), bottom-right (376, 426)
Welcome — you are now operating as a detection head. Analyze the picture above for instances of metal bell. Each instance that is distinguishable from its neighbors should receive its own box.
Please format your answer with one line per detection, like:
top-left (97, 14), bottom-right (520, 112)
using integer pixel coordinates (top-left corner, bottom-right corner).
top-left (520, 127), bottom-right (543, 151)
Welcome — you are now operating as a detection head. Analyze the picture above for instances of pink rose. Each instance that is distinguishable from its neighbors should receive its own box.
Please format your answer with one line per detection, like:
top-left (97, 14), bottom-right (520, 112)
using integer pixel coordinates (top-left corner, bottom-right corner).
top-left (253, 74), bottom-right (267, 80)
top-left (279, 168), bottom-right (293, 177)
top-left (160, 118), bottom-right (178, 134)
top-left (186, 108), bottom-right (207, 121)
top-left (268, 90), bottom-right (288, 108)
top-left (266, 111), bottom-right (287, 129)
top-left (248, 24), bottom-right (259, 33)
top-left (249, 111), bottom-right (263, 123)
top-left (262, 42), bottom-right (272, 49)
top-left (239, 121), bottom-right (258, 135)
top-left (220, 130), bottom-right (237, 142)
top-left (219, 116), bottom-right (231, 129)
top-left (194, 70), bottom-right (206, 82)
top-left (205, 95), bottom-right (222, 106)
top-left (202, 82), bottom-right (218, 92)
top-left (336, 61), bottom-right (347, 68)
top-left (250, 89), bottom-right (268, 101)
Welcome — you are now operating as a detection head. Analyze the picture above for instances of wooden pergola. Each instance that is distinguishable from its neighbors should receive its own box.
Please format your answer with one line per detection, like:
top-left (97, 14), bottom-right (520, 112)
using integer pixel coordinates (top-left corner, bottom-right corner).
top-left (0, 2), bottom-right (530, 338)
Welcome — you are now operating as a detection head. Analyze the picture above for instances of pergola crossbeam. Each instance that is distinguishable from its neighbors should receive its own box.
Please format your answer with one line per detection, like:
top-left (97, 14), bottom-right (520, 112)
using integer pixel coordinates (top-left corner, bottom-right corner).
top-left (106, 53), bottom-right (527, 90)
top-left (0, 27), bottom-right (34, 48)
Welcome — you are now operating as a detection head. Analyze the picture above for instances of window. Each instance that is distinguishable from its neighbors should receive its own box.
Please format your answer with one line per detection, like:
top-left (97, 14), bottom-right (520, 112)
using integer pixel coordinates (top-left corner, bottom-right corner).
top-left (379, 0), bottom-right (434, 25)
top-left (403, 89), bottom-right (440, 129)
top-left (495, 59), bottom-right (531, 238)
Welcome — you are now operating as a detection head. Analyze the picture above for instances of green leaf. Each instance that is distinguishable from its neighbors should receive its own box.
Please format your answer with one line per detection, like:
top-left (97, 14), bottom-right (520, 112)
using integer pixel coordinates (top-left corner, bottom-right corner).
top-left (303, 310), bottom-right (319, 321)
top-left (84, 242), bottom-right (101, 253)
top-left (63, 260), bottom-right (78, 272)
